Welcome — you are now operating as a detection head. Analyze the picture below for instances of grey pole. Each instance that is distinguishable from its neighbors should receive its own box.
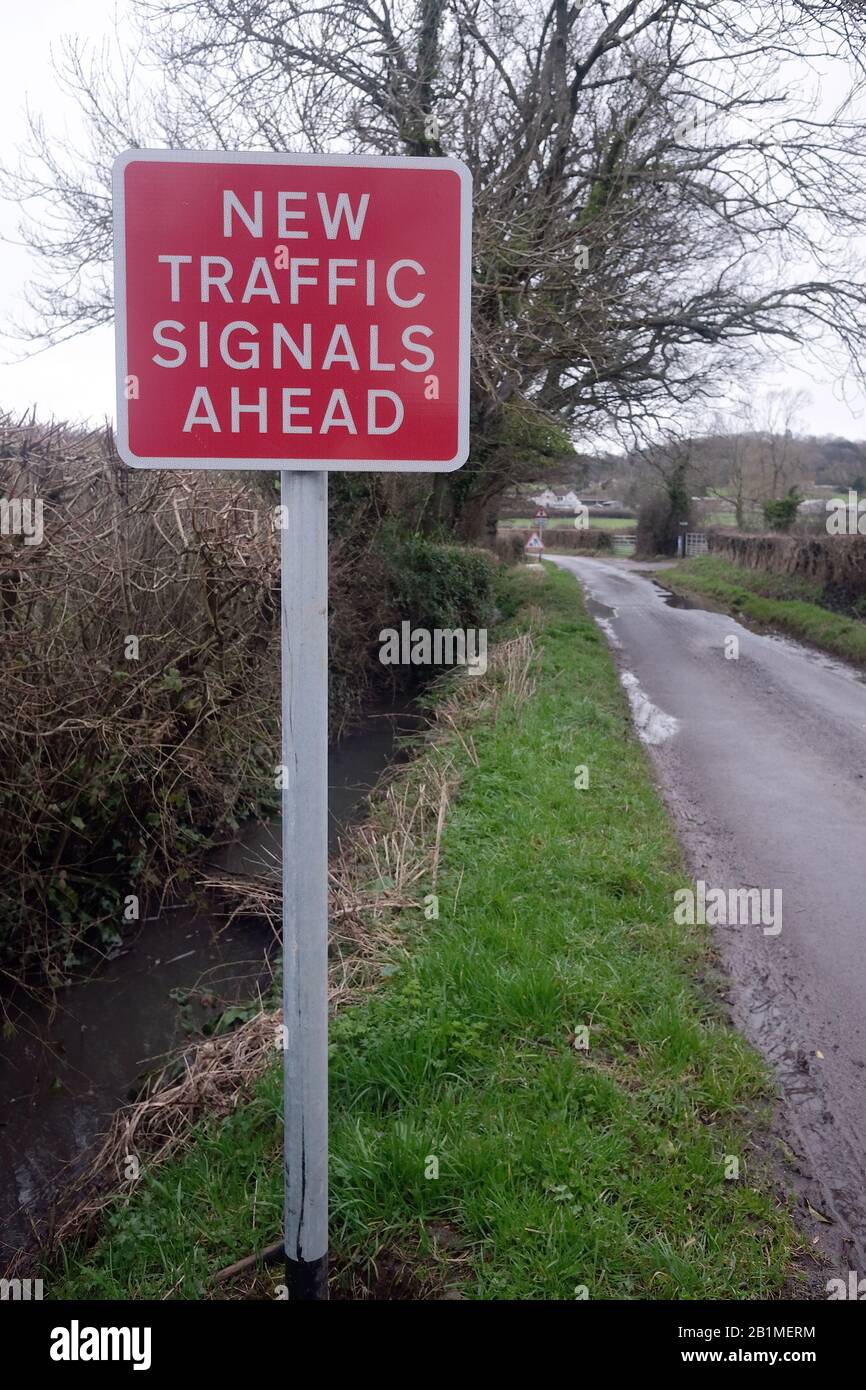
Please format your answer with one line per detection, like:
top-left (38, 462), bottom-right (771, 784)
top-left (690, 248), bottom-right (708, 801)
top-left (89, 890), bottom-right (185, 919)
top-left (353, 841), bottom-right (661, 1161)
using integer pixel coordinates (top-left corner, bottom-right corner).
top-left (281, 468), bottom-right (329, 1300)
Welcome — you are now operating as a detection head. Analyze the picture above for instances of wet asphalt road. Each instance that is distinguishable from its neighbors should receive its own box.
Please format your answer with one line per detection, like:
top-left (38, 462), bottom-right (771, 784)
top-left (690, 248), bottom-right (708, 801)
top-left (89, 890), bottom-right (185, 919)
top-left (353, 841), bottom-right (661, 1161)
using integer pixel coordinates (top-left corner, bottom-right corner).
top-left (549, 554), bottom-right (866, 1266)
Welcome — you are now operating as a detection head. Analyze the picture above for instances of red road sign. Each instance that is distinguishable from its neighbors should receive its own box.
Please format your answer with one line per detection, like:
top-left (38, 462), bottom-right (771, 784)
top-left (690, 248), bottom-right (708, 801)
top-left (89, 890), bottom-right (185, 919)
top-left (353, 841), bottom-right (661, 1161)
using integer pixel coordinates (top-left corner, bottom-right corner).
top-left (112, 150), bottom-right (471, 471)
top-left (535, 507), bottom-right (547, 518)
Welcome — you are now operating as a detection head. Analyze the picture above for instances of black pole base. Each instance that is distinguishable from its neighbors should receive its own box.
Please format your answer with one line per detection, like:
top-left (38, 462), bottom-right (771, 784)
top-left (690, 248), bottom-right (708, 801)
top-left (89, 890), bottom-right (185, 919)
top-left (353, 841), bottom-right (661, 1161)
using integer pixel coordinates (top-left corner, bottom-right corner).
top-left (286, 1252), bottom-right (329, 1300)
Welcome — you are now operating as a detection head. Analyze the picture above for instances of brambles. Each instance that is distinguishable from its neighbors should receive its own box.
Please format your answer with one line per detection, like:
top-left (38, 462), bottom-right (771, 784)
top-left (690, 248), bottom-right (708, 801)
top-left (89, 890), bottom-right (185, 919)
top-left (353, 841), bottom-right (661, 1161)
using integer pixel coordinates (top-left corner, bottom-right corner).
top-left (0, 414), bottom-right (499, 984)
top-left (0, 414), bottom-right (281, 981)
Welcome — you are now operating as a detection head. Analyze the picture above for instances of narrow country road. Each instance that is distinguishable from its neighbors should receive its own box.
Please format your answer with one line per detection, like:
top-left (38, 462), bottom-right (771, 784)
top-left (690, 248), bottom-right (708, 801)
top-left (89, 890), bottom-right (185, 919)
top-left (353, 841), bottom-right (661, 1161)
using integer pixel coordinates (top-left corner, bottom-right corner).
top-left (549, 553), bottom-right (866, 1269)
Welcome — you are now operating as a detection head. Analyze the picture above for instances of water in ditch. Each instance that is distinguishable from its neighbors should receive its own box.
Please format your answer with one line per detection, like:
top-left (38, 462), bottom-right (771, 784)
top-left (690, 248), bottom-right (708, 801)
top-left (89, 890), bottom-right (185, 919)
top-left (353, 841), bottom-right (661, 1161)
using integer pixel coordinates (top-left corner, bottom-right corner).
top-left (0, 705), bottom-right (418, 1261)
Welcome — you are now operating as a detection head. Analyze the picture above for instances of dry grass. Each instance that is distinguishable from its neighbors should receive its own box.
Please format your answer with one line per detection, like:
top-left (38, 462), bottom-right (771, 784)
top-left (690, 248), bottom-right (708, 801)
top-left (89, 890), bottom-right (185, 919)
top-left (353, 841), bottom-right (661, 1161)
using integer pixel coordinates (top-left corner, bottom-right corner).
top-left (0, 413), bottom-right (496, 986)
top-left (0, 412), bottom-right (280, 983)
top-left (11, 632), bottom-right (536, 1272)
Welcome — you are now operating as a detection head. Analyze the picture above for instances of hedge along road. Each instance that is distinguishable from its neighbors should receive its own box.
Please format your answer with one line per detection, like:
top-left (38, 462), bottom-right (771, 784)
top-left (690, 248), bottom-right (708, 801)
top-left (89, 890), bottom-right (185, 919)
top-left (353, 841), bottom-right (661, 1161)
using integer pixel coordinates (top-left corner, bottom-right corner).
top-left (547, 553), bottom-right (866, 1270)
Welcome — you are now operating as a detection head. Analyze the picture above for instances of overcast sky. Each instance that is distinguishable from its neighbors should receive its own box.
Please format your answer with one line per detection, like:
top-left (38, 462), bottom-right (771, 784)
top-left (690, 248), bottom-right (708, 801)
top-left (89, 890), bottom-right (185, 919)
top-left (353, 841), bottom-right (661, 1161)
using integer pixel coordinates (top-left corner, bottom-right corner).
top-left (2, 1), bottom-right (866, 441)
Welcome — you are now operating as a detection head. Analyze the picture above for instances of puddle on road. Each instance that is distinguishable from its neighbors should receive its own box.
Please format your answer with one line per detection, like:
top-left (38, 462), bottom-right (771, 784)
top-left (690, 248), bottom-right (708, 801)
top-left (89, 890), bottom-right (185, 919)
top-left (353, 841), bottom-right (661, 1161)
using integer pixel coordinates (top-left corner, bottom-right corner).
top-left (619, 671), bottom-right (680, 746)
top-left (584, 595), bottom-right (622, 648)
top-left (657, 586), bottom-right (699, 610)
top-left (653, 579), bottom-right (866, 684)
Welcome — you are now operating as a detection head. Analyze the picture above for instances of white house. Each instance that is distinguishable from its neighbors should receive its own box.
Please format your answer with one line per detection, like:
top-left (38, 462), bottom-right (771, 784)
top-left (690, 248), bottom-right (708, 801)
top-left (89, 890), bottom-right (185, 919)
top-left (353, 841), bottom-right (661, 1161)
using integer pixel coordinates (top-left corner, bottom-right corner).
top-left (531, 488), bottom-right (561, 509)
top-left (531, 488), bottom-right (585, 511)
top-left (557, 490), bottom-right (583, 511)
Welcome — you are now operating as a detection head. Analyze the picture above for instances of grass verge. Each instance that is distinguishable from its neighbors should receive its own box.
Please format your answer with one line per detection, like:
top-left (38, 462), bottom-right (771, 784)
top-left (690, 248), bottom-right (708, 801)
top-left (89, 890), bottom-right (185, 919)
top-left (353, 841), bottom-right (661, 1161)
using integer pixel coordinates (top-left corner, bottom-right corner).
top-left (49, 563), bottom-right (797, 1301)
top-left (661, 556), bottom-right (866, 666)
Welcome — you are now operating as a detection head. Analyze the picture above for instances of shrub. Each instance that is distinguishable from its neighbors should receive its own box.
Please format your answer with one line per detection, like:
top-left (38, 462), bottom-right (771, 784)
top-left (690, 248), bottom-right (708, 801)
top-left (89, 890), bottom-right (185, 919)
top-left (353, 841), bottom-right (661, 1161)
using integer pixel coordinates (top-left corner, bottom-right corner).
top-left (763, 488), bottom-right (803, 532)
top-left (494, 532), bottom-right (527, 563)
top-left (0, 418), bottom-right (281, 979)
top-left (544, 526), bottom-right (615, 552)
top-left (0, 419), bottom-right (499, 981)
top-left (498, 527), bottom-right (614, 555)
top-left (386, 534), bottom-right (498, 632)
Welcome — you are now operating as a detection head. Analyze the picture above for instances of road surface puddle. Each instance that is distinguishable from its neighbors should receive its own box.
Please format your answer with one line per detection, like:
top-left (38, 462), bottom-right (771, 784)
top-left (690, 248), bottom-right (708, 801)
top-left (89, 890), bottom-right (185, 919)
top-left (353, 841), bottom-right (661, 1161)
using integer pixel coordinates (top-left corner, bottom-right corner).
top-left (584, 595), bottom-right (623, 647)
top-left (654, 583), bottom-right (699, 610)
top-left (619, 671), bottom-right (680, 745)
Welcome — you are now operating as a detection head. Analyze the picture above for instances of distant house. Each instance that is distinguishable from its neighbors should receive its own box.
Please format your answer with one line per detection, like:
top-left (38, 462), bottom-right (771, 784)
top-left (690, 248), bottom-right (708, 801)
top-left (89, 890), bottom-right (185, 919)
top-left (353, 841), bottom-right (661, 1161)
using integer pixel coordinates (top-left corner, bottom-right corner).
top-left (529, 488), bottom-right (627, 513)
top-left (530, 488), bottom-right (584, 511)
top-left (557, 490), bottom-right (583, 511)
top-left (531, 488), bottom-right (561, 509)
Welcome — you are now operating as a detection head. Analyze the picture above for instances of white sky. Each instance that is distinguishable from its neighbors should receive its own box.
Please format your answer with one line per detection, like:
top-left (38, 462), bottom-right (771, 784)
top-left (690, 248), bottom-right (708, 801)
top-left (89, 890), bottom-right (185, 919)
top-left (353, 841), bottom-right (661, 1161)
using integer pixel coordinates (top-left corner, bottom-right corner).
top-left (1, 2), bottom-right (117, 426)
top-left (1, 1), bottom-right (866, 439)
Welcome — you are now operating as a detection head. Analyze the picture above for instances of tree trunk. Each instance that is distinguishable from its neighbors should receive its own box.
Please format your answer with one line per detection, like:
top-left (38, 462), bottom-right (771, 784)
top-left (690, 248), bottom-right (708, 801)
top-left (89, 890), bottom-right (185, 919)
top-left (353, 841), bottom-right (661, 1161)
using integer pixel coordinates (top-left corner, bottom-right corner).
top-left (420, 472), bottom-right (455, 535)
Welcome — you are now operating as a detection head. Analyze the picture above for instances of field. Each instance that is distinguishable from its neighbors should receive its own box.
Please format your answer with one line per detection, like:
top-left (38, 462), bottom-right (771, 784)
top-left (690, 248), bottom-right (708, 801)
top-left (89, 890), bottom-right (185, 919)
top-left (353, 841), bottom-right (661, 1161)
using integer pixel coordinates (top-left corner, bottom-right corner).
top-left (499, 515), bottom-right (636, 531)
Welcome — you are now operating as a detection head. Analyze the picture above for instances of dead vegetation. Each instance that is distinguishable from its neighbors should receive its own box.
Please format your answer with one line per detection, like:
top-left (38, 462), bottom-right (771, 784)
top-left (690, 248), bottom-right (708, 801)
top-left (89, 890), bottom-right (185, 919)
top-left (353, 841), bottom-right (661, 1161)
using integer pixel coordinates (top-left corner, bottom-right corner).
top-left (0, 412), bottom-right (280, 983)
top-left (0, 412), bottom-right (498, 988)
top-left (8, 630), bottom-right (537, 1277)
top-left (710, 529), bottom-right (866, 600)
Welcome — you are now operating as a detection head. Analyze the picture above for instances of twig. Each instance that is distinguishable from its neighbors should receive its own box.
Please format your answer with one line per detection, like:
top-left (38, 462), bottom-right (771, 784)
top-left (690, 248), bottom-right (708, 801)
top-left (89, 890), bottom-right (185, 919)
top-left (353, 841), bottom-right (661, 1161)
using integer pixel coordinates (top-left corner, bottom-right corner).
top-left (212, 1239), bottom-right (283, 1284)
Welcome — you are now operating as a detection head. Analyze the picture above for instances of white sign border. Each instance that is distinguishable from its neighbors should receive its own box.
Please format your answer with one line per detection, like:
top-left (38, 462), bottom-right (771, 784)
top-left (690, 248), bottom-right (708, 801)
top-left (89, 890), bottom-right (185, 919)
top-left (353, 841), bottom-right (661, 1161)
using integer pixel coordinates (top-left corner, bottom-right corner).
top-left (112, 148), bottom-right (472, 472)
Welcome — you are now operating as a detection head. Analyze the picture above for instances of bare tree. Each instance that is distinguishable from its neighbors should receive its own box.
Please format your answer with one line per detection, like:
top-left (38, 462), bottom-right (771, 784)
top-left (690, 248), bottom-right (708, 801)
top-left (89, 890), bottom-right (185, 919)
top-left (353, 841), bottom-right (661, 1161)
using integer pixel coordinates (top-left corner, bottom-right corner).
top-left (698, 390), bottom-right (810, 526)
top-left (7, 1), bottom-right (866, 535)
top-left (750, 387), bottom-right (810, 498)
top-left (691, 405), bottom-right (753, 528)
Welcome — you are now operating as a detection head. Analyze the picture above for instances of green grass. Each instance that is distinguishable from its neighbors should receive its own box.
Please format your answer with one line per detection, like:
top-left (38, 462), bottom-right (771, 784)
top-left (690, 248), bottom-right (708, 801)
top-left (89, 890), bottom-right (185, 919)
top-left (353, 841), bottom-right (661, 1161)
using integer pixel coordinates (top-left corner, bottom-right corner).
top-left (498, 516), bottom-right (635, 531)
top-left (662, 556), bottom-right (866, 666)
top-left (50, 564), bottom-right (796, 1301)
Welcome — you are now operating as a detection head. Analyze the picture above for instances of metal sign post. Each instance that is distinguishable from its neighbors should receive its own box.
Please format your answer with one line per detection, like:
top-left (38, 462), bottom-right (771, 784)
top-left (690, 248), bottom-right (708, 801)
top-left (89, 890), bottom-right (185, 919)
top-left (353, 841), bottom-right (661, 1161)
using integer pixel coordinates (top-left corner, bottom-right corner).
top-left (112, 147), bottom-right (471, 1302)
top-left (280, 469), bottom-right (329, 1298)
top-left (525, 531), bottom-right (544, 566)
